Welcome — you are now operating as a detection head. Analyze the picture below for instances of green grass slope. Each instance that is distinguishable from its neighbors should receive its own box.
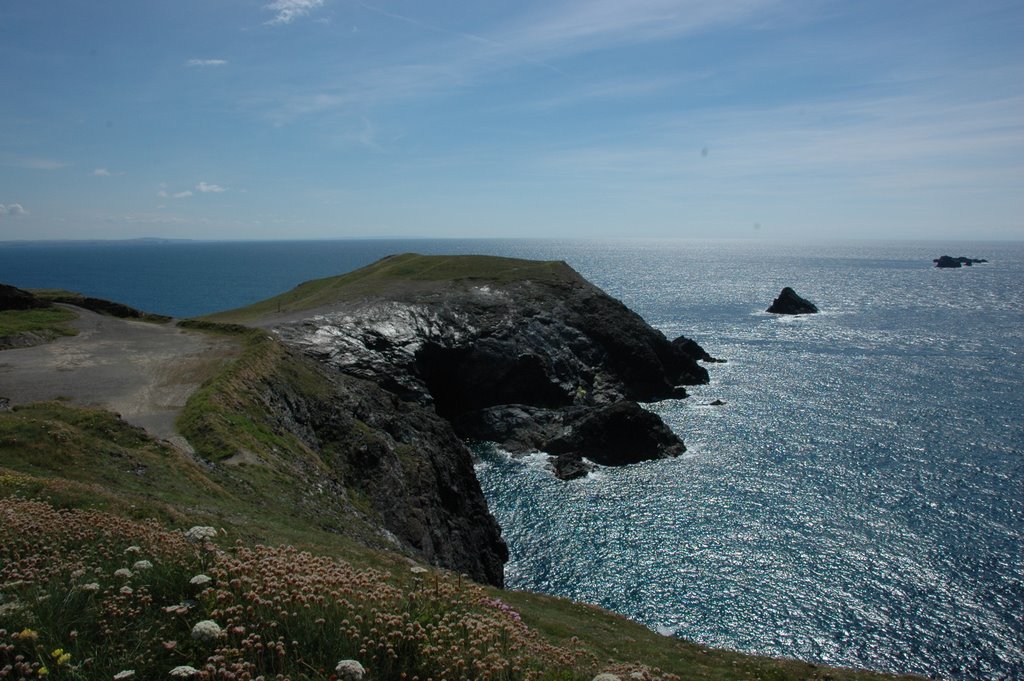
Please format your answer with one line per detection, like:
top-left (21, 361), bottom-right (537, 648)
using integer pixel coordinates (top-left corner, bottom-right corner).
top-left (206, 253), bottom-right (579, 324)
top-left (0, 307), bottom-right (78, 347)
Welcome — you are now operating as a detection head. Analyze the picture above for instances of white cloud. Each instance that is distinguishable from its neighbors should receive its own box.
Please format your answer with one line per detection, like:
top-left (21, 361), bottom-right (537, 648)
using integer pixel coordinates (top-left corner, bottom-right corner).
top-left (173, 190), bottom-right (193, 199)
top-left (92, 167), bottom-right (111, 176)
top-left (0, 203), bottom-right (28, 216)
top-left (196, 181), bottom-right (227, 193)
top-left (186, 59), bottom-right (229, 67)
top-left (157, 190), bottom-right (168, 198)
top-left (264, 0), bottom-right (325, 25)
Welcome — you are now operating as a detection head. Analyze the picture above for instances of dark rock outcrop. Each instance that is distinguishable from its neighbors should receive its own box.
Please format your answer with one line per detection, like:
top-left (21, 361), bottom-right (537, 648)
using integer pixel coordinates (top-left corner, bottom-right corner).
top-left (767, 287), bottom-right (818, 315)
top-left (0, 284), bottom-right (49, 311)
top-left (934, 255), bottom-right (988, 268)
top-left (672, 335), bottom-right (725, 363)
top-left (545, 400), bottom-right (685, 467)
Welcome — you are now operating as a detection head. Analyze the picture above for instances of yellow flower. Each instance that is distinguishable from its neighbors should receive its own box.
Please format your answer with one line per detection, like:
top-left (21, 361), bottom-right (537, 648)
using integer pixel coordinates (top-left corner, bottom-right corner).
top-left (38, 666), bottom-right (49, 677)
top-left (50, 648), bottom-right (64, 659)
top-left (17, 627), bottom-right (39, 641)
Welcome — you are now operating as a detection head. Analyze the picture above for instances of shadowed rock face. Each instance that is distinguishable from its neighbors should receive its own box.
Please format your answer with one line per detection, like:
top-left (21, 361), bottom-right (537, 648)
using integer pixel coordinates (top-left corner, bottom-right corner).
top-left (257, 351), bottom-right (509, 586)
top-left (0, 284), bottom-right (49, 311)
top-left (767, 287), bottom-right (819, 315)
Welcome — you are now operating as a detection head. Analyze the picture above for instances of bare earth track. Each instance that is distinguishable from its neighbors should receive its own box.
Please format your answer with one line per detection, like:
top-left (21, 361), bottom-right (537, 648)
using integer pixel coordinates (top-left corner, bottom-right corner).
top-left (0, 306), bottom-right (238, 444)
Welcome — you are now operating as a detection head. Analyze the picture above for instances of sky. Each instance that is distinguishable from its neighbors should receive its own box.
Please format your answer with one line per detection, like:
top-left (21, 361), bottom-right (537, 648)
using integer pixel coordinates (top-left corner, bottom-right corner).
top-left (1, 0), bottom-right (1022, 241)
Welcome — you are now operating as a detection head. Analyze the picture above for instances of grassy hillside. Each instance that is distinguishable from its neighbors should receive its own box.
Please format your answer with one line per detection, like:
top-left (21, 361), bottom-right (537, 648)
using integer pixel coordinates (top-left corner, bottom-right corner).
top-left (0, 307), bottom-right (78, 346)
top-left (206, 253), bottom-right (579, 324)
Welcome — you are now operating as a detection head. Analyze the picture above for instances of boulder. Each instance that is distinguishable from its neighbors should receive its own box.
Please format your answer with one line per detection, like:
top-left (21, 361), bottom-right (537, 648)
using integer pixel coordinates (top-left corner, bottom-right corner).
top-left (766, 287), bottom-right (818, 315)
top-left (543, 401), bottom-right (685, 467)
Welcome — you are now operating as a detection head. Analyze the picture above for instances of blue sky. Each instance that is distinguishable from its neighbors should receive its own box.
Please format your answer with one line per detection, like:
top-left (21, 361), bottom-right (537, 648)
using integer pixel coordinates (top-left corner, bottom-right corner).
top-left (1, 0), bottom-right (1022, 240)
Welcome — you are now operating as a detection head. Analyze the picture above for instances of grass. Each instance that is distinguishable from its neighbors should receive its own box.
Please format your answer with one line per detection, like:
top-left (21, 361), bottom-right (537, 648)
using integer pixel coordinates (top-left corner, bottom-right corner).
top-left (205, 254), bottom-right (581, 324)
top-left (0, 307), bottom-right (78, 345)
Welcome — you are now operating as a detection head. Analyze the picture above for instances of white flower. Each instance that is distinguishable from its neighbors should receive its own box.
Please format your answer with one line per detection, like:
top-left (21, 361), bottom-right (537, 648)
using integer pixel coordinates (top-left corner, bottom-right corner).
top-left (114, 671), bottom-right (136, 680)
top-left (71, 568), bottom-right (86, 579)
top-left (593, 674), bottom-right (621, 681)
top-left (169, 666), bottom-right (199, 678)
top-left (191, 619), bottom-right (222, 642)
top-left (82, 583), bottom-right (100, 592)
top-left (124, 546), bottom-right (141, 554)
top-left (409, 566), bottom-right (429, 575)
top-left (189, 574), bottom-right (212, 586)
top-left (120, 586), bottom-right (134, 595)
top-left (114, 568), bottom-right (132, 579)
top-left (334, 659), bottom-right (365, 681)
top-left (132, 560), bottom-right (153, 570)
top-left (183, 526), bottom-right (217, 542)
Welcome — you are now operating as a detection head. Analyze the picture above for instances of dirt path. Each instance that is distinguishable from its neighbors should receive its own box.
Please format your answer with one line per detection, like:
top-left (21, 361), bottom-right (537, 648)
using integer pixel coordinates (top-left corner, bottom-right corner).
top-left (0, 306), bottom-right (239, 445)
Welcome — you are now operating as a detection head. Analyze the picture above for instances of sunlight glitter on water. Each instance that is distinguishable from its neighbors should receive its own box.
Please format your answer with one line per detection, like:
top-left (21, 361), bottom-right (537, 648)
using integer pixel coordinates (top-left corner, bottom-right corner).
top-left (475, 240), bottom-right (1024, 681)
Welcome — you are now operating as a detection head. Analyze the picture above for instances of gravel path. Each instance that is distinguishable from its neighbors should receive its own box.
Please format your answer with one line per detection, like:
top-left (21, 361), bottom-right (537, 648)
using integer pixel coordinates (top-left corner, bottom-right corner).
top-left (0, 306), bottom-right (239, 444)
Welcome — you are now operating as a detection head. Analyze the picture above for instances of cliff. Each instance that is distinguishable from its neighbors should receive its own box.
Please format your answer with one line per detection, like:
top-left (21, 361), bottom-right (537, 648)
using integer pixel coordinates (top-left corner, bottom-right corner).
top-left (204, 254), bottom-right (717, 576)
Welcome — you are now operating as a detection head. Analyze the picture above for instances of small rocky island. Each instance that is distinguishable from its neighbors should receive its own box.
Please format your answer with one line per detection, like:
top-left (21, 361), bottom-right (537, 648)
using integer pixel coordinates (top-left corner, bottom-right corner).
top-left (766, 286), bottom-right (819, 315)
top-left (934, 255), bottom-right (988, 268)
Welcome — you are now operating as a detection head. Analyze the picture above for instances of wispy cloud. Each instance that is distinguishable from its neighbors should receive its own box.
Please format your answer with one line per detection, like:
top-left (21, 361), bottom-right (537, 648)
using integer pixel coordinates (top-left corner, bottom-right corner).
top-left (92, 167), bottom-right (111, 176)
top-left (265, 0), bottom-right (783, 122)
top-left (264, 0), bottom-right (325, 26)
top-left (500, 0), bottom-right (784, 58)
top-left (172, 190), bottom-right (193, 199)
top-left (186, 58), bottom-right (229, 67)
top-left (0, 203), bottom-right (28, 216)
top-left (196, 181), bottom-right (227, 193)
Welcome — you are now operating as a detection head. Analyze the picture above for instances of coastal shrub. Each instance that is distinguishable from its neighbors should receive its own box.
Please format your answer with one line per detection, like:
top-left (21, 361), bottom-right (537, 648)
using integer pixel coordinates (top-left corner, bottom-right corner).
top-left (0, 497), bottom-right (604, 681)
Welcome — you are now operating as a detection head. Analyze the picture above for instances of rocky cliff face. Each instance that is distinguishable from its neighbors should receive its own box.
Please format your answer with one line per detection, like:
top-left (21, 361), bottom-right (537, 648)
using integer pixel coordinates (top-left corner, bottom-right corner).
top-left (193, 338), bottom-right (509, 586)
top-left (268, 256), bottom-right (714, 478)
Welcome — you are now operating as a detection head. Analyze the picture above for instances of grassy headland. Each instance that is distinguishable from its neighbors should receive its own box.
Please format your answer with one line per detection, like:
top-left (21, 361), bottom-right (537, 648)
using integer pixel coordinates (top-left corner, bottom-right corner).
top-left (206, 254), bottom-right (578, 324)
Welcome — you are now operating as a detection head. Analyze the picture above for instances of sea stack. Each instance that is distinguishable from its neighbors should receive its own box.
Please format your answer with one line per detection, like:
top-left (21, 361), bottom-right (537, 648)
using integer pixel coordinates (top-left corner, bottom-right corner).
top-left (767, 287), bottom-right (818, 315)
top-left (934, 255), bottom-right (988, 268)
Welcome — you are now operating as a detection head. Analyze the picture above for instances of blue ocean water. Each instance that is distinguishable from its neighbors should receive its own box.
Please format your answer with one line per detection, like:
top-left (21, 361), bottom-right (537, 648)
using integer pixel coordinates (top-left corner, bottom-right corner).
top-left (1, 238), bottom-right (1021, 679)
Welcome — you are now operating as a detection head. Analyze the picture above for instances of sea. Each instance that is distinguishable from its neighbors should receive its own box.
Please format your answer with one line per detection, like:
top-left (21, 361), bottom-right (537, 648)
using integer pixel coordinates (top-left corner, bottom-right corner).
top-left (1, 238), bottom-right (1021, 680)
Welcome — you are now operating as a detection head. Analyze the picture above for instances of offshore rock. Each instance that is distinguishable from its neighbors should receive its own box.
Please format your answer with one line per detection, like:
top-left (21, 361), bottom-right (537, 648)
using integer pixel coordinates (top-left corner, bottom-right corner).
top-left (767, 287), bottom-right (819, 315)
top-left (544, 401), bottom-right (685, 467)
top-left (934, 255), bottom-right (988, 268)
